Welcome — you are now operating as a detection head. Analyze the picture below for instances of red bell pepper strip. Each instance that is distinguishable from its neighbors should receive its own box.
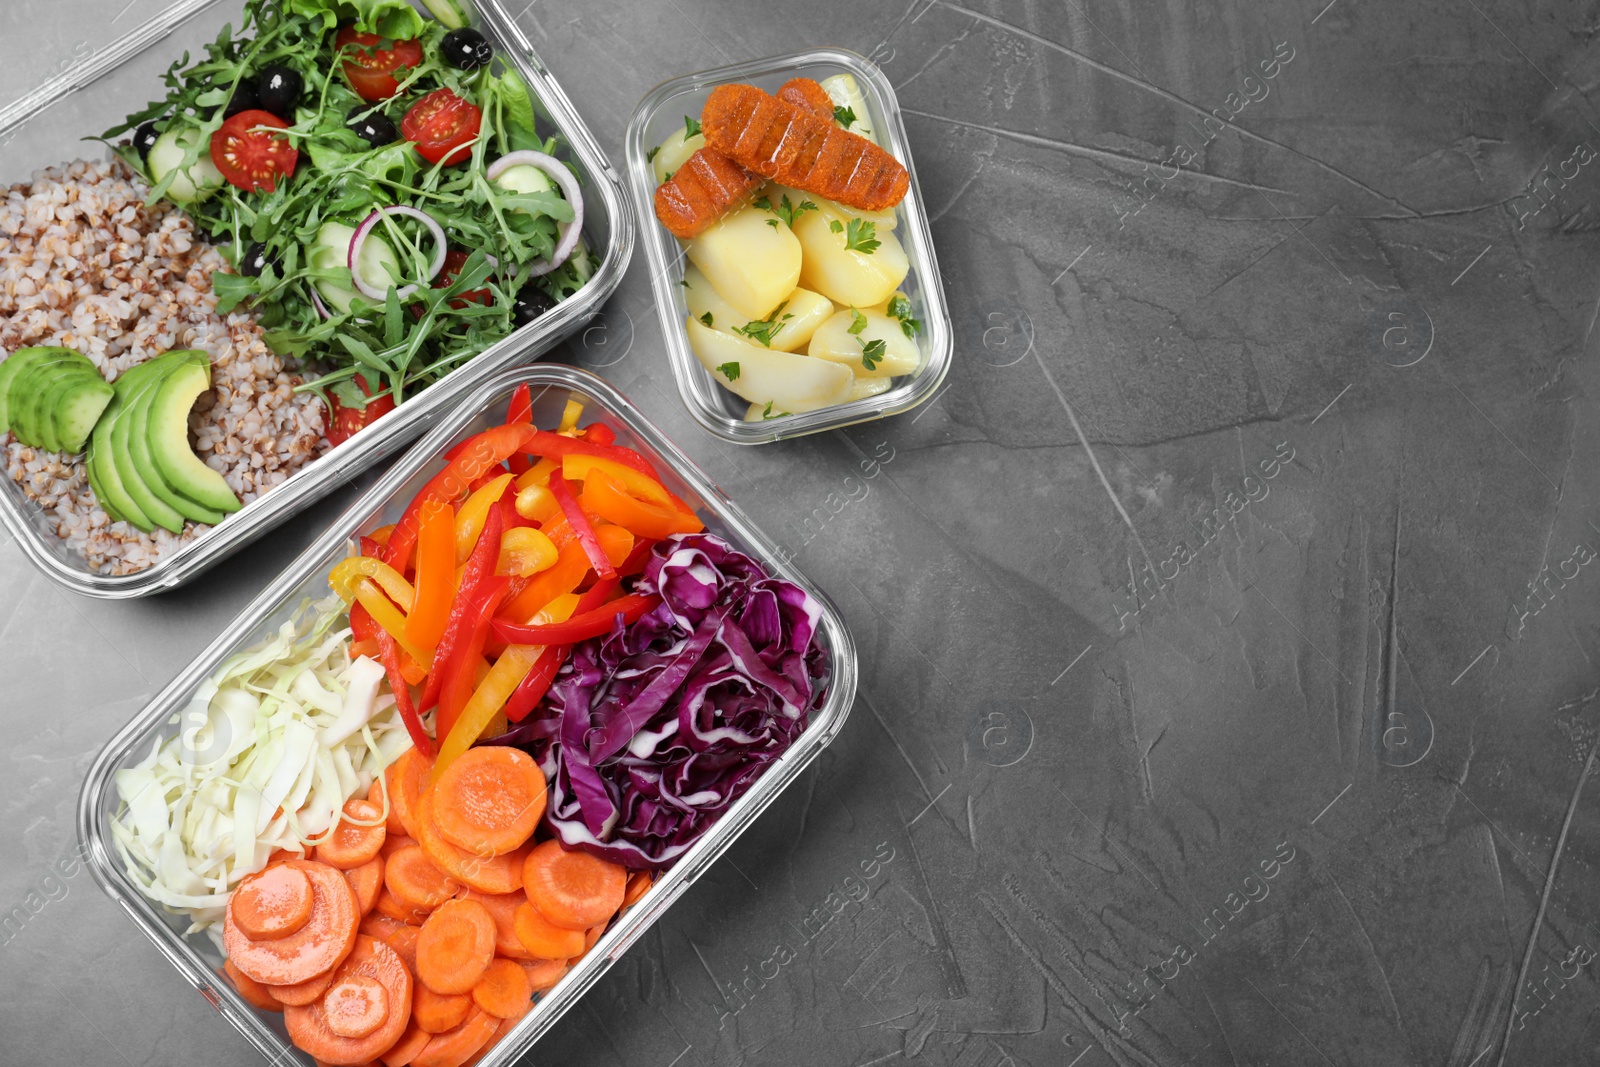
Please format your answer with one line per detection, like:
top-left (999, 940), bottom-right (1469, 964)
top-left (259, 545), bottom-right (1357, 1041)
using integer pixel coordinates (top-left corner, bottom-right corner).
top-left (582, 421), bottom-right (616, 446)
top-left (375, 626), bottom-right (433, 758)
top-left (417, 504), bottom-right (503, 714)
top-left (522, 429), bottom-right (658, 480)
top-left (616, 536), bottom-right (658, 579)
top-left (502, 576), bottom-right (621, 723)
top-left (549, 470), bottom-right (616, 581)
top-left (435, 576), bottom-right (509, 743)
top-left (506, 383), bottom-right (534, 476)
top-left (492, 592), bottom-right (659, 645)
top-left (383, 424), bottom-right (535, 574)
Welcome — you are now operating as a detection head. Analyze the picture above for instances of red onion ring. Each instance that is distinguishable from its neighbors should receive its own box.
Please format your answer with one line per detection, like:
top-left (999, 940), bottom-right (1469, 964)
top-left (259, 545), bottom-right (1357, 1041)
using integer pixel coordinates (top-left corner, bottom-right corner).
top-left (308, 285), bottom-right (330, 320)
top-left (485, 151), bottom-right (585, 277)
top-left (348, 205), bottom-right (447, 301)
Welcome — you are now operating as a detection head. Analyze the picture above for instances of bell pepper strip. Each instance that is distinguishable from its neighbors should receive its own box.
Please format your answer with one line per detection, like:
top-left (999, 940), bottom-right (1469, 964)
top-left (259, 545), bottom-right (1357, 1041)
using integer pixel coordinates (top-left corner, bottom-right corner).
top-left (368, 524), bottom-right (395, 545)
top-left (558, 399), bottom-right (583, 434)
top-left (491, 592), bottom-right (660, 646)
top-left (375, 626), bottom-right (433, 759)
top-left (616, 536), bottom-right (659, 579)
top-left (583, 421), bottom-right (616, 446)
top-left (435, 576), bottom-right (509, 745)
top-left (403, 500), bottom-right (456, 652)
top-left (418, 505), bottom-right (504, 714)
top-left (498, 527), bottom-right (558, 577)
top-left (560, 454), bottom-right (675, 507)
top-left (549, 470), bottom-right (616, 581)
top-left (498, 525), bottom-right (633, 624)
top-left (329, 555), bottom-right (415, 611)
top-left (398, 652), bottom-right (429, 686)
top-left (454, 473), bottom-right (515, 563)
top-left (383, 423), bottom-right (536, 574)
top-left (506, 383), bottom-right (534, 476)
top-left (353, 578), bottom-right (434, 669)
top-left (501, 578), bottom-right (620, 724)
top-left (433, 643), bottom-right (542, 777)
top-left (581, 469), bottom-right (705, 540)
top-left (514, 483), bottom-right (559, 524)
top-left (521, 429), bottom-right (660, 480)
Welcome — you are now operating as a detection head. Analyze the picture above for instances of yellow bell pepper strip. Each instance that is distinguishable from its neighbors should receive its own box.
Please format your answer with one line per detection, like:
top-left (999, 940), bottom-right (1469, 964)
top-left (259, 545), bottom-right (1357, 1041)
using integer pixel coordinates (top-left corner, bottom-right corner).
top-left (506, 383), bottom-right (534, 477)
top-left (559, 454), bottom-right (675, 507)
top-left (329, 555), bottom-right (416, 611)
top-left (498, 527), bottom-right (558, 577)
top-left (454, 473), bottom-right (514, 564)
top-left (404, 499), bottom-right (456, 653)
top-left (504, 580), bottom-right (616, 723)
top-left (352, 578), bottom-right (433, 669)
top-left (515, 456), bottom-right (559, 491)
top-left (375, 626), bottom-right (433, 759)
top-left (435, 576), bottom-right (509, 747)
top-left (419, 504), bottom-right (505, 715)
top-left (558, 398), bottom-right (583, 434)
top-left (382, 423), bottom-right (535, 574)
top-left (433, 644), bottom-right (540, 780)
top-left (580, 468), bottom-right (705, 541)
top-left (498, 525), bottom-right (634, 625)
top-left (549, 470), bottom-right (616, 580)
top-left (514, 483), bottom-right (559, 523)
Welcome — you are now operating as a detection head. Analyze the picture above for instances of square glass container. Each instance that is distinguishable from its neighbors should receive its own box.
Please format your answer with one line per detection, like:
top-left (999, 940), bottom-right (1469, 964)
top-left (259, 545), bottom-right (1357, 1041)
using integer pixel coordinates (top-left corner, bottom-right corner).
top-left (77, 363), bottom-right (858, 1067)
top-left (624, 49), bottom-right (952, 444)
top-left (0, 0), bottom-right (633, 598)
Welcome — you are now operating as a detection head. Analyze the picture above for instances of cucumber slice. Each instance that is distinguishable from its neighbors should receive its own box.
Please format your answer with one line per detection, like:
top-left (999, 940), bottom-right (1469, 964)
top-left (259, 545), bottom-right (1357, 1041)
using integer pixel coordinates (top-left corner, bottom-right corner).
top-left (147, 126), bottom-right (224, 205)
top-left (310, 220), bottom-right (401, 314)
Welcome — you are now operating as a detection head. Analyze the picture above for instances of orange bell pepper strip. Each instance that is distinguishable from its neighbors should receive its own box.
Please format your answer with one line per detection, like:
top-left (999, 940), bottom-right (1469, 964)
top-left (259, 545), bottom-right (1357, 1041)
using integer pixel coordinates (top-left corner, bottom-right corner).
top-left (515, 456), bottom-right (559, 491)
top-left (403, 500), bottom-right (455, 653)
top-left (549, 470), bottom-right (615, 581)
top-left (352, 579), bottom-right (433, 669)
top-left (382, 423), bottom-right (534, 574)
top-left (580, 469), bottom-right (704, 541)
top-left (559, 454), bottom-right (675, 507)
top-left (454, 473), bottom-right (514, 564)
top-left (418, 504), bottom-right (504, 715)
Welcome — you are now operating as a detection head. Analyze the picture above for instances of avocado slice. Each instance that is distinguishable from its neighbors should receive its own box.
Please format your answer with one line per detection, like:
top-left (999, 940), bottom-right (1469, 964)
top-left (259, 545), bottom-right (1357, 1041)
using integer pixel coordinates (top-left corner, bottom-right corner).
top-left (107, 358), bottom-right (190, 533)
top-left (123, 354), bottom-right (227, 526)
top-left (83, 445), bottom-right (131, 526)
top-left (50, 370), bottom-right (114, 455)
top-left (12, 357), bottom-right (93, 451)
top-left (85, 380), bottom-right (150, 530)
top-left (146, 354), bottom-right (241, 516)
top-left (0, 346), bottom-right (78, 433)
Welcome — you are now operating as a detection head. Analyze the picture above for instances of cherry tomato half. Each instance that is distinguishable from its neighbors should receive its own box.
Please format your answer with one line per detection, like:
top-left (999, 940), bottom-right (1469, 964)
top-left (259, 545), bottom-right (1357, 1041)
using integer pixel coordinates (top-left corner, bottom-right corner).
top-left (434, 250), bottom-right (493, 308)
top-left (210, 109), bottom-right (298, 193)
top-left (401, 88), bottom-right (482, 166)
top-left (335, 27), bottom-right (423, 102)
top-left (324, 373), bottom-right (397, 447)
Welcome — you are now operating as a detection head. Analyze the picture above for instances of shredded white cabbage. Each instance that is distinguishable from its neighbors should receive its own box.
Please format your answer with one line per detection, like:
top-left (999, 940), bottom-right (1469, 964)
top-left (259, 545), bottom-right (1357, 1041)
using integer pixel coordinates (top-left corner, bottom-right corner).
top-left (111, 596), bottom-right (413, 944)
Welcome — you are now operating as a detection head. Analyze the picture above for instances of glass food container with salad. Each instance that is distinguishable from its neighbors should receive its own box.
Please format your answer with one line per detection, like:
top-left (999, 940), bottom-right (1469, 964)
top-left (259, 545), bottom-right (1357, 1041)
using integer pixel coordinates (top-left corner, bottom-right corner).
top-left (625, 49), bottom-right (952, 443)
top-left (79, 364), bottom-right (857, 1067)
top-left (0, 0), bottom-right (631, 598)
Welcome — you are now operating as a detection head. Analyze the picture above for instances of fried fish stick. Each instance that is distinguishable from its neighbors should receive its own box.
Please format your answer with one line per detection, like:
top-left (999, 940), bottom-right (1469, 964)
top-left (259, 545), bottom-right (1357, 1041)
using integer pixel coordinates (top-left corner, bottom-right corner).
top-left (702, 84), bottom-right (908, 212)
top-left (777, 77), bottom-right (836, 121)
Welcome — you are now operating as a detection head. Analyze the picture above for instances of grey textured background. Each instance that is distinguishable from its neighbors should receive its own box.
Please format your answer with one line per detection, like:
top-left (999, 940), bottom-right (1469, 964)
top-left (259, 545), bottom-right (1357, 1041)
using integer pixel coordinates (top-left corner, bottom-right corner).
top-left (5, 1), bottom-right (1600, 1065)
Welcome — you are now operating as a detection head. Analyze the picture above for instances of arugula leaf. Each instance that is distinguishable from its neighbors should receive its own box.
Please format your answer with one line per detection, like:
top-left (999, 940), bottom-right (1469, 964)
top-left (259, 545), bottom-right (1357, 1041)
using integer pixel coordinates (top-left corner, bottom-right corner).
top-left (684, 115), bottom-right (702, 138)
top-left (844, 218), bottom-right (880, 254)
top-left (284, 0), bottom-right (426, 38)
top-left (716, 361), bottom-right (740, 381)
top-left (859, 338), bottom-right (886, 371)
top-left (847, 308), bottom-right (868, 335)
top-left (211, 271), bottom-right (259, 315)
top-left (886, 293), bottom-right (922, 338)
top-left (732, 300), bottom-right (793, 348)
top-left (833, 105), bottom-right (857, 129)
top-left (699, 311), bottom-right (714, 327)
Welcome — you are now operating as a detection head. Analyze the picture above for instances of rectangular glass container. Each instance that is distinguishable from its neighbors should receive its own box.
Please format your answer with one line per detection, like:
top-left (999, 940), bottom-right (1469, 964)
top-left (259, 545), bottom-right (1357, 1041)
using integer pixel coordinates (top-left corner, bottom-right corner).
top-left (0, 0), bottom-right (633, 598)
top-left (623, 48), bottom-right (952, 443)
top-left (76, 363), bottom-right (858, 1067)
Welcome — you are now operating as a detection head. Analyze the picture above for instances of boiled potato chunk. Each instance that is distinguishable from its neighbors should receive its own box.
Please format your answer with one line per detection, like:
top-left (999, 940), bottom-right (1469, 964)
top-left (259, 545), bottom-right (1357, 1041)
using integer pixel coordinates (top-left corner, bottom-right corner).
top-left (687, 267), bottom-right (833, 352)
top-left (819, 74), bottom-right (877, 144)
top-left (687, 317), bottom-right (851, 411)
top-left (762, 288), bottom-right (834, 352)
top-left (808, 308), bottom-right (922, 379)
top-left (686, 204), bottom-right (801, 320)
top-left (683, 265), bottom-right (745, 332)
top-left (848, 375), bottom-right (894, 401)
top-left (768, 184), bottom-right (895, 233)
top-left (793, 208), bottom-right (909, 309)
top-left (652, 126), bottom-right (706, 185)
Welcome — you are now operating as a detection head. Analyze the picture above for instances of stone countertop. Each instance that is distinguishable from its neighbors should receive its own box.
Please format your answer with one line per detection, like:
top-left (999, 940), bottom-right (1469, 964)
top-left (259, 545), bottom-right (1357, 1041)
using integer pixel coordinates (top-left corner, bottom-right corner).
top-left (4, 1), bottom-right (1600, 1065)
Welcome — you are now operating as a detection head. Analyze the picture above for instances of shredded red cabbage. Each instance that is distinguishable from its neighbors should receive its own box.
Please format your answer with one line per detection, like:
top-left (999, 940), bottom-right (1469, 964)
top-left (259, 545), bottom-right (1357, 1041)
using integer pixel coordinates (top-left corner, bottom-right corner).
top-left (492, 533), bottom-right (829, 870)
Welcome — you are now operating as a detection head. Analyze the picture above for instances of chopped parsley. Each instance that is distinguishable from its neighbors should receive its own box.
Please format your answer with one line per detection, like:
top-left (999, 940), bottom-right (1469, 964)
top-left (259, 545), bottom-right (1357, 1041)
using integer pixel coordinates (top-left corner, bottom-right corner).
top-left (843, 218), bottom-right (880, 254)
top-left (699, 312), bottom-right (714, 327)
top-left (761, 400), bottom-right (791, 420)
top-left (829, 219), bottom-right (844, 234)
top-left (733, 300), bottom-right (793, 348)
top-left (834, 104), bottom-right (857, 129)
top-left (859, 338), bottom-right (887, 371)
top-left (716, 361), bottom-right (741, 381)
top-left (753, 193), bottom-right (818, 229)
top-left (684, 115), bottom-right (702, 138)
top-left (647, 145), bottom-right (660, 162)
top-left (766, 219), bottom-right (780, 230)
top-left (847, 308), bottom-right (868, 335)
top-left (886, 293), bottom-right (922, 339)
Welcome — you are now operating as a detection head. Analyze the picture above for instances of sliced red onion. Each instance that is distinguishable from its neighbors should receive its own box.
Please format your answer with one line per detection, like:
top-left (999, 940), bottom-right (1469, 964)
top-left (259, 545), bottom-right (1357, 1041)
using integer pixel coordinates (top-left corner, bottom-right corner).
top-left (486, 151), bottom-right (585, 277)
top-left (308, 285), bottom-right (330, 320)
top-left (348, 205), bottom-right (447, 302)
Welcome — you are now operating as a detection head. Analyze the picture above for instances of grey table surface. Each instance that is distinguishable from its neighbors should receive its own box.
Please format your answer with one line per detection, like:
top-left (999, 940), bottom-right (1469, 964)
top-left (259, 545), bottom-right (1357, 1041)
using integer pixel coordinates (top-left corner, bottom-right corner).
top-left (4, 1), bottom-right (1600, 1065)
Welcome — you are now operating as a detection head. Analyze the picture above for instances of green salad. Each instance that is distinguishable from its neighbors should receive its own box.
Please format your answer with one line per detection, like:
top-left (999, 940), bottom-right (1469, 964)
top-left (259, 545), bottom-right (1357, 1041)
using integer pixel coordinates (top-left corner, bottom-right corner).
top-left (103, 0), bottom-right (592, 443)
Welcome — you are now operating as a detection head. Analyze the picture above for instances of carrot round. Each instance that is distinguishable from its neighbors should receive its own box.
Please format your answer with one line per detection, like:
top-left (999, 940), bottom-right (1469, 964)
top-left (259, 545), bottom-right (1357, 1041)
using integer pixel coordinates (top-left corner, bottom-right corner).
top-left (455, 889), bottom-right (535, 961)
top-left (267, 846), bottom-right (307, 867)
top-left (317, 798), bottom-right (388, 869)
top-left (415, 898), bottom-right (497, 995)
top-left (385, 923), bottom-right (422, 976)
top-left (324, 973), bottom-right (390, 1039)
top-left (380, 1022), bottom-right (431, 1067)
top-left (387, 750), bottom-right (430, 840)
top-left (521, 840), bottom-right (626, 931)
top-left (431, 747), bottom-right (546, 857)
top-left (226, 861), bottom-right (360, 987)
top-left (346, 855), bottom-right (385, 917)
top-left (233, 863), bottom-right (315, 941)
top-left (514, 957), bottom-right (567, 994)
top-left (622, 870), bottom-right (653, 908)
top-left (412, 1006), bottom-right (498, 1067)
top-left (386, 846), bottom-right (461, 910)
top-left (375, 885), bottom-right (434, 926)
top-left (470, 958), bottom-right (532, 1019)
top-left (583, 922), bottom-right (605, 954)
top-left (224, 959), bottom-right (285, 1013)
top-left (414, 984), bottom-right (472, 1034)
top-left (270, 966), bottom-right (338, 1007)
top-left (511, 900), bottom-right (585, 959)
top-left (414, 788), bottom-right (526, 895)
top-left (285, 935), bottom-right (412, 1066)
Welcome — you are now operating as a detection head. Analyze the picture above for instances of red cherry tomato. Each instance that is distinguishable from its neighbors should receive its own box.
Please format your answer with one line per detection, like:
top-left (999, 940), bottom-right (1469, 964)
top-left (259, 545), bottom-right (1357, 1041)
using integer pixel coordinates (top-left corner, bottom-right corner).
top-left (400, 88), bottom-right (482, 166)
top-left (434, 250), bottom-right (493, 308)
top-left (335, 27), bottom-right (423, 102)
top-left (324, 373), bottom-right (397, 447)
top-left (210, 110), bottom-right (298, 193)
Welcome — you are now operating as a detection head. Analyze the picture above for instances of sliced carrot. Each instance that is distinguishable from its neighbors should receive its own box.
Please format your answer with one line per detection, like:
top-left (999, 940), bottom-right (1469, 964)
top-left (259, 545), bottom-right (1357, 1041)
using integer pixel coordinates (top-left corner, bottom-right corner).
top-left (454, 889), bottom-right (535, 961)
top-left (386, 846), bottom-right (461, 910)
top-left (346, 855), bottom-right (385, 917)
top-left (511, 901), bottom-right (585, 959)
top-left (267, 846), bottom-right (307, 866)
top-left (324, 973), bottom-right (390, 1039)
top-left (583, 922), bottom-right (605, 953)
top-left (514, 957), bottom-right (567, 994)
top-left (381, 1022), bottom-right (432, 1067)
top-left (622, 870), bottom-right (653, 908)
top-left (233, 862), bottom-right (315, 941)
top-left (415, 898), bottom-right (497, 996)
top-left (317, 798), bottom-right (388, 870)
top-left (413, 1007), bottom-right (498, 1067)
top-left (470, 958), bottom-right (532, 1019)
top-left (375, 886), bottom-right (433, 926)
top-left (431, 747), bottom-right (546, 857)
top-left (382, 834), bottom-right (420, 859)
top-left (269, 966), bottom-right (337, 1007)
top-left (414, 788), bottom-right (525, 895)
top-left (387, 749), bottom-right (431, 840)
top-left (224, 959), bottom-right (285, 1013)
top-left (285, 935), bottom-right (413, 1066)
top-left (360, 914), bottom-right (409, 940)
top-left (226, 861), bottom-right (360, 987)
top-left (414, 984), bottom-right (473, 1034)
top-left (521, 840), bottom-right (626, 931)
top-left (385, 923), bottom-right (422, 976)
